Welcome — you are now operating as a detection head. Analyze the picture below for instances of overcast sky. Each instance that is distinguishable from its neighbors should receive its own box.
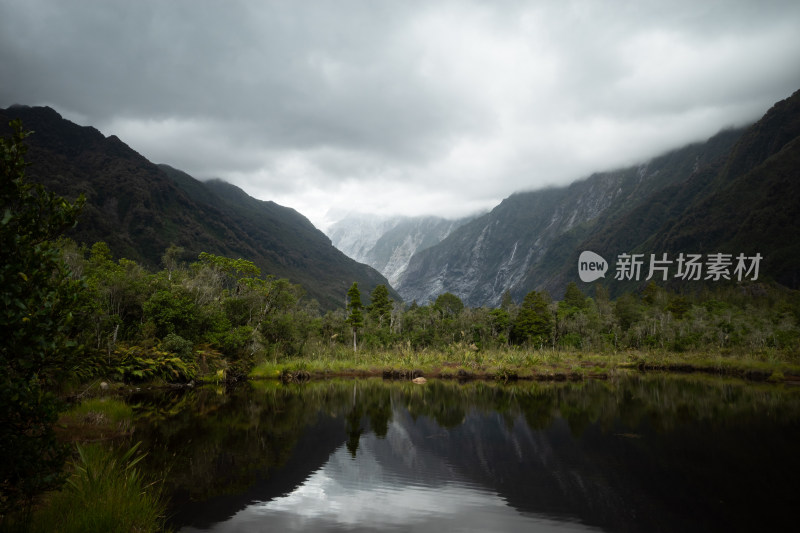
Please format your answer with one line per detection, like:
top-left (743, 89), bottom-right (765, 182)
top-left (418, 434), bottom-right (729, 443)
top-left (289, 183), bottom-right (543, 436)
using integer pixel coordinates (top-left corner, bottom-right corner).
top-left (2, 0), bottom-right (800, 230)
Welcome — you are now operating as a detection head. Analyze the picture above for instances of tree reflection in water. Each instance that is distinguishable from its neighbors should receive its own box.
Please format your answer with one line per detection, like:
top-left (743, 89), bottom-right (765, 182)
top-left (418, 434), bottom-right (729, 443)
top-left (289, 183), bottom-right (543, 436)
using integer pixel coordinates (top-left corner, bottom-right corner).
top-left (126, 375), bottom-right (800, 532)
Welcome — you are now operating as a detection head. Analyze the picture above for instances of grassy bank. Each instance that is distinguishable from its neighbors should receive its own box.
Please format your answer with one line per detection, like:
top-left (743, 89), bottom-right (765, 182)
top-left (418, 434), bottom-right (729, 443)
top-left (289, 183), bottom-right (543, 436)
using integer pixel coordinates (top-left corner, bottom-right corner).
top-left (3, 442), bottom-right (169, 533)
top-left (56, 397), bottom-right (134, 442)
top-left (2, 397), bottom-right (169, 532)
top-left (250, 346), bottom-right (800, 383)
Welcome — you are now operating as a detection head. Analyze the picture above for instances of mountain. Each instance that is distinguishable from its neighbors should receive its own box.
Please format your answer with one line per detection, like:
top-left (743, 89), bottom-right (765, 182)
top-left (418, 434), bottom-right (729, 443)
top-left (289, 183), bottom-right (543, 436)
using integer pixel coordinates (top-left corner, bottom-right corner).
top-left (327, 214), bottom-right (408, 268)
top-left (397, 126), bottom-right (746, 306)
top-left (327, 213), bottom-right (474, 286)
top-left (626, 89), bottom-right (800, 289)
top-left (0, 105), bottom-right (395, 310)
top-left (399, 88), bottom-right (800, 306)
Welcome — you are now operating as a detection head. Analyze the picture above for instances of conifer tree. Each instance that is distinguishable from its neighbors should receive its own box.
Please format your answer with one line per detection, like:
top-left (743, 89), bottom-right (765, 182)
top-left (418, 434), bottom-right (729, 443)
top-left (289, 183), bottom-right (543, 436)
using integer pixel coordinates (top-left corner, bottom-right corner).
top-left (346, 282), bottom-right (364, 352)
top-left (512, 290), bottom-right (553, 347)
top-left (368, 284), bottom-right (393, 328)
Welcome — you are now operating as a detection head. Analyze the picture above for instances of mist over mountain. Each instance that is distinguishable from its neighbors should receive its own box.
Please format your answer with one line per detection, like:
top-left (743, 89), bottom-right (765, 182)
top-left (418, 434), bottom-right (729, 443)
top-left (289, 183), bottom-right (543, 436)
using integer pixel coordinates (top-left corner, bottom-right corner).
top-left (327, 214), bottom-right (408, 268)
top-left (0, 105), bottom-right (395, 311)
top-left (327, 213), bottom-right (476, 287)
top-left (394, 88), bottom-right (800, 306)
top-left (394, 128), bottom-right (743, 305)
top-left (639, 89), bottom-right (800, 289)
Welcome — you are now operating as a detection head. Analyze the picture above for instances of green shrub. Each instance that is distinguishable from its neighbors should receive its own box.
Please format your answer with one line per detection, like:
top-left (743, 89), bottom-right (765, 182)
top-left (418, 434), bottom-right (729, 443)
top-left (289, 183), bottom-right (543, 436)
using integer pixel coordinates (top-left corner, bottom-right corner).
top-left (110, 344), bottom-right (196, 383)
top-left (160, 333), bottom-right (193, 361)
top-left (30, 442), bottom-right (169, 533)
top-left (559, 333), bottom-right (583, 349)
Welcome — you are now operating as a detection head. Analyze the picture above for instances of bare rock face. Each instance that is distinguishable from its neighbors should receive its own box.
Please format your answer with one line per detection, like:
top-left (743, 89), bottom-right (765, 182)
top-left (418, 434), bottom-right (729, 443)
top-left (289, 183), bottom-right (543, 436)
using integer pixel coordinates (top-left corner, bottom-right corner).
top-left (328, 214), bottom-right (475, 287)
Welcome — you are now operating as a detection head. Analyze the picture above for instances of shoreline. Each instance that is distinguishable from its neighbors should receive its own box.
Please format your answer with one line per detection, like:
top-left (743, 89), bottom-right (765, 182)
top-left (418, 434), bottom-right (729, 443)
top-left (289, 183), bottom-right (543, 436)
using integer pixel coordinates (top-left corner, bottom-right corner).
top-left (64, 350), bottom-right (800, 399)
top-left (269, 363), bottom-right (800, 385)
top-left (252, 350), bottom-right (800, 385)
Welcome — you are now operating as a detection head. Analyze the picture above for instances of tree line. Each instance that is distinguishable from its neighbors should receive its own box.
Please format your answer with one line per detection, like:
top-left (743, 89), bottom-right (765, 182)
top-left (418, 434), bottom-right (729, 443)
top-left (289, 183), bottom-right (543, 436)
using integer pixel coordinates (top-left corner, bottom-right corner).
top-left (50, 237), bottom-right (800, 383)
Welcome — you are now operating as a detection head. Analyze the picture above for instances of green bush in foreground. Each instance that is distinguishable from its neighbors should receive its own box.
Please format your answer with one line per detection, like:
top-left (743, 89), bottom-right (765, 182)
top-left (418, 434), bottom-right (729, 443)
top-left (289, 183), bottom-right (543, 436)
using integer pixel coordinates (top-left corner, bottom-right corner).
top-left (28, 442), bottom-right (169, 533)
top-left (1, 119), bottom-right (84, 515)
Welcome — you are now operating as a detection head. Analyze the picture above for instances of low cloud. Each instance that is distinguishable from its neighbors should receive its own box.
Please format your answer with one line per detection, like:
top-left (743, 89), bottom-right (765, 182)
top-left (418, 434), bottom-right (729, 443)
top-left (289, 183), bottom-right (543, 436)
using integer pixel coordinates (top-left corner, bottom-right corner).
top-left (2, 0), bottom-right (799, 228)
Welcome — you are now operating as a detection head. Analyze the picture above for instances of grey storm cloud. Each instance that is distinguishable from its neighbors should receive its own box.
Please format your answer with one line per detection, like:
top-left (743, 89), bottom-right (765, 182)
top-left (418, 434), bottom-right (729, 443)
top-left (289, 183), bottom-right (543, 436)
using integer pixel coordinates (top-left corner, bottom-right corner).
top-left (1, 1), bottom-right (464, 156)
top-left (2, 0), bottom-right (800, 228)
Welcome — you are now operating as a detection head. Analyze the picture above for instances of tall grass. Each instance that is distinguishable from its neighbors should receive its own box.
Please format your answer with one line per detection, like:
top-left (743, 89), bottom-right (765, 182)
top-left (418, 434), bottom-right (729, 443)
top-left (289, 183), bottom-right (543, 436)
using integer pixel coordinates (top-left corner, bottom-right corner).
top-left (63, 398), bottom-right (133, 424)
top-left (29, 442), bottom-right (169, 533)
top-left (56, 397), bottom-right (135, 442)
top-left (250, 344), bottom-right (800, 381)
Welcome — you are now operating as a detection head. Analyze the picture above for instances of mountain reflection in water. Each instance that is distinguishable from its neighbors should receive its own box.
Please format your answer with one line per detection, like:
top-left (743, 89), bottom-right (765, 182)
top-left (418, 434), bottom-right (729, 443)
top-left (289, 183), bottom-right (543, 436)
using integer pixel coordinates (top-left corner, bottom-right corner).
top-left (128, 376), bottom-right (800, 532)
top-left (182, 411), bottom-right (598, 533)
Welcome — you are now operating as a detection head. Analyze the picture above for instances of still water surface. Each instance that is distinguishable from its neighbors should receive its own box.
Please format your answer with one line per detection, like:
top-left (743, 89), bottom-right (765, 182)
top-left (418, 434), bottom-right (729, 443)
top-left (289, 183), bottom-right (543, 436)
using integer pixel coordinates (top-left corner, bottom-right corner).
top-left (127, 375), bottom-right (800, 532)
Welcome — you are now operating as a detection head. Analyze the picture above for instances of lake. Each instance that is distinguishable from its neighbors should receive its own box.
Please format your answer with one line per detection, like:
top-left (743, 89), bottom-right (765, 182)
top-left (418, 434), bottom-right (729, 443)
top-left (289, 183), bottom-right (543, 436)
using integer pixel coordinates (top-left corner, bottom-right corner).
top-left (127, 374), bottom-right (800, 532)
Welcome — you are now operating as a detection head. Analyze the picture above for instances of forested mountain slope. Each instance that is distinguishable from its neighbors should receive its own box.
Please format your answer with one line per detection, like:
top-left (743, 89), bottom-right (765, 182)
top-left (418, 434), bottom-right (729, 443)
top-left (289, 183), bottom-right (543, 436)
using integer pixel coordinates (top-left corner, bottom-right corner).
top-left (0, 105), bottom-right (394, 310)
top-left (568, 88), bottom-right (800, 294)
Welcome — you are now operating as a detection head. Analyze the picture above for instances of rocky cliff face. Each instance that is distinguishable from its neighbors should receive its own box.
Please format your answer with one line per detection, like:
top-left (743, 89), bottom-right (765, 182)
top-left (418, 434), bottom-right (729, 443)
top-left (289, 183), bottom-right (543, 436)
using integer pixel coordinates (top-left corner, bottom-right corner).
top-left (396, 128), bottom-right (745, 306)
top-left (327, 214), bottom-right (473, 287)
top-left (327, 214), bottom-right (407, 266)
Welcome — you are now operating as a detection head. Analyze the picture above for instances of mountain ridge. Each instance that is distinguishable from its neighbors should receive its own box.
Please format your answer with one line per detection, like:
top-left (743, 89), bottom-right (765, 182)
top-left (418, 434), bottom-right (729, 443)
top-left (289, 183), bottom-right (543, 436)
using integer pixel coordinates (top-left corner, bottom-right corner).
top-left (396, 123), bottom-right (750, 306)
top-left (570, 88), bottom-right (800, 293)
top-left (0, 105), bottom-right (395, 311)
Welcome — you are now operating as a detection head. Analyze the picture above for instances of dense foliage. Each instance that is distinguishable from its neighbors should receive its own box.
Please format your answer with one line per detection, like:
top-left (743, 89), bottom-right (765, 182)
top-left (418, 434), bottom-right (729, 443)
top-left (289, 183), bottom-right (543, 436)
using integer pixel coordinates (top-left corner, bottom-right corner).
top-left (1, 121), bottom-right (85, 515)
top-left (50, 241), bottom-right (800, 383)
